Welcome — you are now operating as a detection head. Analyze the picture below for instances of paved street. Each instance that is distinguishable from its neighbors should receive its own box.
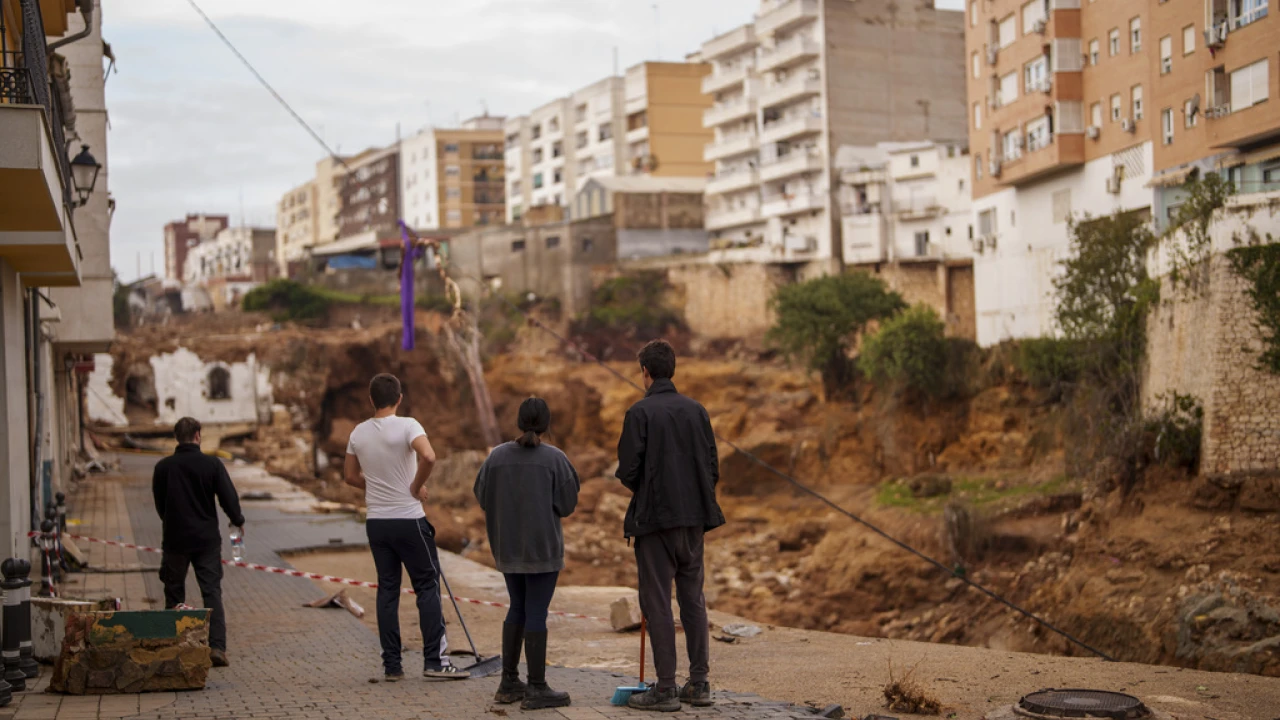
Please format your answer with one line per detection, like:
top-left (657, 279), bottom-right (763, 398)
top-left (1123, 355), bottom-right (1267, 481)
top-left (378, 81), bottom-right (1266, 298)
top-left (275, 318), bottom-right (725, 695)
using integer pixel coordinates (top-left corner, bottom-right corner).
top-left (0, 456), bottom-right (833, 720)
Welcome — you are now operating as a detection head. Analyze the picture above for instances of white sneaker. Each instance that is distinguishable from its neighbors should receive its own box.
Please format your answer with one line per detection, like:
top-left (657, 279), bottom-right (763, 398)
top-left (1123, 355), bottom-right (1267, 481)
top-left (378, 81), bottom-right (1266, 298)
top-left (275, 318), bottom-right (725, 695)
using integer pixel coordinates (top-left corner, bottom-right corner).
top-left (423, 665), bottom-right (470, 680)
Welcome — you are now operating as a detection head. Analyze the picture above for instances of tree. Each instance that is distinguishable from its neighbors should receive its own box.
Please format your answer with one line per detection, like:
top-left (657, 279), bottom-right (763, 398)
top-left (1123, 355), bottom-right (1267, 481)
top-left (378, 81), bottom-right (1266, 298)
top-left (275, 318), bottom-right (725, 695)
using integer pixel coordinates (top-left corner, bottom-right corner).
top-left (766, 272), bottom-right (905, 393)
top-left (859, 304), bottom-right (949, 398)
top-left (112, 271), bottom-right (131, 330)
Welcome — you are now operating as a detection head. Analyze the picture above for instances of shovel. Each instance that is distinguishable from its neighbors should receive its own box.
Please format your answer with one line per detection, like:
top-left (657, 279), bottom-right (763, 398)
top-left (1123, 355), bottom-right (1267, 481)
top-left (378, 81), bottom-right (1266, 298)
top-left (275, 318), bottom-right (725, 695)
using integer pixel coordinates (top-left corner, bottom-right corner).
top-left (437, 562), bottom-right (502, 678)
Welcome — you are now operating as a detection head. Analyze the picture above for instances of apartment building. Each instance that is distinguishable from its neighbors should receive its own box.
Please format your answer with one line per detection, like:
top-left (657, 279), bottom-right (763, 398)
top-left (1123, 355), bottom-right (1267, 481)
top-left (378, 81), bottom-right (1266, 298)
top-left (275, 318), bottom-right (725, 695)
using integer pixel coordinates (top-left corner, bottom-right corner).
top-left (965, 0), bottom-right (1277, 346)
top-left (164, 213), bottom-right (229, 281)
top-left (839, 142), bottom-right (976, 336)
top-left (700, 0), bottom-right (967, 271)
top-left (314, 154), bottom-right (349, 247)
top-left (275, 180), bottom-right (317, 276)
top-left (505, 61), bottom-right (714, 223)
top-left (400, 115), bottom-right (506, 232)
top-left (337, 145), bottom-right (399, 240)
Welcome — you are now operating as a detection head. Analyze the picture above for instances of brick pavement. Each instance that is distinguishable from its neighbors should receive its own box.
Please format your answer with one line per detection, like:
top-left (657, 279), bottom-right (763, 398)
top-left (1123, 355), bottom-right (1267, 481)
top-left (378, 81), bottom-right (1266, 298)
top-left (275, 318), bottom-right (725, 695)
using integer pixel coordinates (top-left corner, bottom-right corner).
top-left (0, 457), bottom-right (834, 720)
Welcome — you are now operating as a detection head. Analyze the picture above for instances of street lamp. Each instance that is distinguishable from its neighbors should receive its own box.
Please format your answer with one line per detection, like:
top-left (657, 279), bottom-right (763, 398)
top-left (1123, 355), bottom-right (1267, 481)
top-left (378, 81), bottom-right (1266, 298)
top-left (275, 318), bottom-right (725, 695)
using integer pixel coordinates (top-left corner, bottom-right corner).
top-left (69, 145), bottom-right (101, 208)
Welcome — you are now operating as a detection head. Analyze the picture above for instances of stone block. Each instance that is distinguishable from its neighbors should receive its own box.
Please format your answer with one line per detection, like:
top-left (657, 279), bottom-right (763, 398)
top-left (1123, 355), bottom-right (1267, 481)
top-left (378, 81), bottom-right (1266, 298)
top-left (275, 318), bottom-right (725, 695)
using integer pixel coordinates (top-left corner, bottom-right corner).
top-left (50, 610), bottom-right (211, 694)
top-left (610, 595), bottom-right (643, 632)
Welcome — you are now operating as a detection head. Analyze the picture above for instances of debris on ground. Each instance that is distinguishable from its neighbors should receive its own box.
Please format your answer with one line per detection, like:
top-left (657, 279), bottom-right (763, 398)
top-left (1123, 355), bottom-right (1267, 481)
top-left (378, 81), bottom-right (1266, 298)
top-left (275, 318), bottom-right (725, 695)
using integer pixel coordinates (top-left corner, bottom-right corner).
top-left (303, 589), bottom-right (365, 618)
top-left (722, 623), bottom-right (763, 638)
top-left (610, 595), bottom-right (643, 632)
top-left (883, 661), bottom-right (941, 715)
top-left (714, 635), bottom-right (738, 644)
top-left (800, 702), bottom-right (845, 718)
top-left (241, 491), bottom-right (274, 501)
top-left (312, 501), bottom-right (359, 514)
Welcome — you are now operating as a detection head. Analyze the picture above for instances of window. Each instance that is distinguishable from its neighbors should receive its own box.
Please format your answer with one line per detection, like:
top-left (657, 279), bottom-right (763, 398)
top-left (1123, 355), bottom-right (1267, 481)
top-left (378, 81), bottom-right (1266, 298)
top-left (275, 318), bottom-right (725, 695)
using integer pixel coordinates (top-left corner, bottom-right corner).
top-left (1003, 129), bottom-right (1023, 160)
top-left (1160, 36), bottom-right (1173, 74)
top-left (914, 231), bottom-right (930, 256)
top-left (1111, 94), bottom-right (1122, 121)
top-left (1026, 115), bottom-right (1051, 151)
top-left (599, 123), bottom-right (613, 142)
top-left (1181, 26), bottom-right (1195, 59)
top-left (974, 102), bottom-right (983, 129)
top-left (548, 116), bottom-right (560, 132)
top-left (576, 131), bottom-right (589, 149)
top-left (1230, 59), bottom-right (1270, 111)
top-left (1024, 56), bottom-right (1048, 93)
top-left (1132, 85), bottom-right (1144, 120)
top-left (1262, 160), bottom-right (1280, 185)
top-left (581, 237), bottom-right (595, 253)
top-left (1022, 0), bottom-right (1046, 34)
top-left (531, 124), bottom-right (542, 140)
top-left (445, 165), bottom-right (460, 176)
top-left (970, 0), bottom-right (977, 26)
top-left (208, 367), bottom-right (231, 400)
top-left (1089, 39), bottom-right (1100, 65)
top-left (972, 51), bottom-right (981, 78)
top-left (575, 104), bottom-right (587, 123)
top-left (447, 209), bottom-right (461, 223)
top-left (545, 235), bottom-right (561, 249)
top-left (1130, 18), bottom-right (1141, 53)
top-left (1235, 0), bottom-right (1268, 27)
top-left (506, 132), bottom-right (520, 148)
top-left (553, 168), bottom-right (563, 184)
top-left (998, 14), bottom-right (1016, 47)
top-left (976, 153), bottom-right (984, 179)
top-left (910, 154), bottom-right (920, 168)
top-left (1162, 108), bottom-right (1174, 144)
top-left (444, 143), bottom-right (460, 153)
top-left (999, 71), bottom-right (1018, 106)
top-left (552, 140), bottom-right (563, 158)
top-left (979, 208), bottom-right (998, 236)
top-left (1184, 98), bottom-right (1199, 127)
top-left (532, 172), bottom-right (544, 189)
top-left (512, 240), bottom-right (526, 252)
top-left (1091, 102), bottom-right (1103, 127)
top-left (447, 188), bottom-right (461, 199)
top-left (1109, 28), bottom-right (1120, 56)
top-left (532, 148), bottom-right (544, 164)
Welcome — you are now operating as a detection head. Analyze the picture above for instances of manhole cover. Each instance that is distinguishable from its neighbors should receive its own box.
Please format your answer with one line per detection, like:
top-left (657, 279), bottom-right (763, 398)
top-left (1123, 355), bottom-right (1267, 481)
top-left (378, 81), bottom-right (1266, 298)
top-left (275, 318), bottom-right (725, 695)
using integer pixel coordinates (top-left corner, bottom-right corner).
top-left (1016, 689), bottom-right (1150, 720)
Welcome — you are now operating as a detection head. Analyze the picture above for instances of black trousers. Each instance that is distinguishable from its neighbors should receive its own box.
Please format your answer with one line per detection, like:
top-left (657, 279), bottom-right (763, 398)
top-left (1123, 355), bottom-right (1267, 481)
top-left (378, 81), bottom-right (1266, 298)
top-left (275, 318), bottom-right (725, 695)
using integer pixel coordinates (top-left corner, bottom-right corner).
top-left (502, 571), bottom-right (559, 632)
top-left (635, 526), bottom-right (710, 689)
top-left (160, 545), bottom-right (227, 651)
top-left (366, 517), bottom-right (449, 674)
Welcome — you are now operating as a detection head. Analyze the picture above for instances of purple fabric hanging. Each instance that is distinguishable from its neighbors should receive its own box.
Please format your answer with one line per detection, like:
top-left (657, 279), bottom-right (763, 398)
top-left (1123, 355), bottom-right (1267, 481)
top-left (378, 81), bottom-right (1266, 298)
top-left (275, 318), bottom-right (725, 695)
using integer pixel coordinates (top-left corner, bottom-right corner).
top-left (400, 222), bottom-right (416, 350)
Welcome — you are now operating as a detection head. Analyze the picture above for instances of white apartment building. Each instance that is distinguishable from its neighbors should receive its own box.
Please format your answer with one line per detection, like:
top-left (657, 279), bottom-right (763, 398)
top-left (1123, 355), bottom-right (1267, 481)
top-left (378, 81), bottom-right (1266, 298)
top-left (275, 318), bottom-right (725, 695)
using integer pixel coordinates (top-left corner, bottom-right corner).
top-left (699, 0), bottom-right (967, 271)
top-left (184, 226), bottom-right (276, 284)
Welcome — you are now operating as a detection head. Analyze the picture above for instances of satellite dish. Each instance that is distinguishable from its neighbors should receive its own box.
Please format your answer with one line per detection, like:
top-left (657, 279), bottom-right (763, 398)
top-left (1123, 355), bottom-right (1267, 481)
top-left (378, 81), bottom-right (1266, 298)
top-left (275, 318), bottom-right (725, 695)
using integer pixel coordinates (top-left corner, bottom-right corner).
top-left (1189, 93), bottom-right (1201, 117)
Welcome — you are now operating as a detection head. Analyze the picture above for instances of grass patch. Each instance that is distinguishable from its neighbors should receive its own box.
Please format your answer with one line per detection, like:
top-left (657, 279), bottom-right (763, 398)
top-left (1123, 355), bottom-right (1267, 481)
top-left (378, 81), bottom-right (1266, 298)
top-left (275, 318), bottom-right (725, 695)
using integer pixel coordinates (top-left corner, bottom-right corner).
top-left (875, 475), bottom-right (1071, 515)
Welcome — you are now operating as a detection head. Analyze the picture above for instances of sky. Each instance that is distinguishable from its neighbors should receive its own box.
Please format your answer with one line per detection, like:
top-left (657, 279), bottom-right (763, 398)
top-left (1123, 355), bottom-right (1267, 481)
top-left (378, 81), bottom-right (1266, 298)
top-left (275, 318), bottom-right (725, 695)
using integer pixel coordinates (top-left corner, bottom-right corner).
top-left (102, 0), bottom-right (963, 282)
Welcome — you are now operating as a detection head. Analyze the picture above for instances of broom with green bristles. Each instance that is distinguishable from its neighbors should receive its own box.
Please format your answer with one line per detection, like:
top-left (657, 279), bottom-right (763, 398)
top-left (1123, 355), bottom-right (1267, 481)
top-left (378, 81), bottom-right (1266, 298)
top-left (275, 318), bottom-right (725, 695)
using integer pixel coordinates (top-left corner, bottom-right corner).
top-left (610, 617), bottom-right (648, 705)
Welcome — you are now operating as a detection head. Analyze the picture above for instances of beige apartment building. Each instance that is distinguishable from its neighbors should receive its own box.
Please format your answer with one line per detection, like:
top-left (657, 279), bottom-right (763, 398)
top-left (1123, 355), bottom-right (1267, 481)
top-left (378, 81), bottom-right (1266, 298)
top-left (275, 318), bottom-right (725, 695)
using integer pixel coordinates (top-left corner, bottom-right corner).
top-left (275, 180), bottom-right (317, 275)
top-left (964, 0), bottom-right (1277, 345)
top-left (400, 116), bottom-right (506, 232)
top-left (699, 0), bottom-right (967, 270)
top-left (505, 61), bottom-right (714, 223)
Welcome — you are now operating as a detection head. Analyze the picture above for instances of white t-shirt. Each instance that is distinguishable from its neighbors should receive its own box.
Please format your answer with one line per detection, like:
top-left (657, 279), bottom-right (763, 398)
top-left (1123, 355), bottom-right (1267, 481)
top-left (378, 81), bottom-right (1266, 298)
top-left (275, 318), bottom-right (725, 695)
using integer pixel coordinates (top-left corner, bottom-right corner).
top-left (346, 416), bottom-right (428, 520)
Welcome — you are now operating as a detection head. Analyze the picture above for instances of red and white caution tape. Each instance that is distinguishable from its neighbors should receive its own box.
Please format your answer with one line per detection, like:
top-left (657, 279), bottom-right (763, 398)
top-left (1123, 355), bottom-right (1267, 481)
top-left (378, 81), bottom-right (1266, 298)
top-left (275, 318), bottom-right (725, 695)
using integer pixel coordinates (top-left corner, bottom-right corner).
top-left (31, 531), bottom-right (608, 624)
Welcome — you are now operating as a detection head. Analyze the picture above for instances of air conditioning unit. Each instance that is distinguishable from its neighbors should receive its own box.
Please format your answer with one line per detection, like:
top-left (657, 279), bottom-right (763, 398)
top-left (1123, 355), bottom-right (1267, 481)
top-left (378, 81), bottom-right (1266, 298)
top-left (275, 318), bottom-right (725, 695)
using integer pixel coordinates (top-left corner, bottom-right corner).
top-left (1204, 22), bottom-right (1228, 48)
top-left (1105, 176), bottom-right (1122, 194)
top-left (1120, 118), bottom-right (1136, 133)
top-left (987, 47), bottom-right (999, 65)
top-left (1033, 19), bottom-right (1047, 34)
top-left (1086, 125), bottom-right (1101, 139)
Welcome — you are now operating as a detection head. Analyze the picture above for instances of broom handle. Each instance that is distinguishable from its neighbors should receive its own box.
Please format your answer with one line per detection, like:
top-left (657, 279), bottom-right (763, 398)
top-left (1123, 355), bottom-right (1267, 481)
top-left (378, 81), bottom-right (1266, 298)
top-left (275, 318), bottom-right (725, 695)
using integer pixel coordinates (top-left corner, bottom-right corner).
top-left (639, 616), bottom-right (646, 685)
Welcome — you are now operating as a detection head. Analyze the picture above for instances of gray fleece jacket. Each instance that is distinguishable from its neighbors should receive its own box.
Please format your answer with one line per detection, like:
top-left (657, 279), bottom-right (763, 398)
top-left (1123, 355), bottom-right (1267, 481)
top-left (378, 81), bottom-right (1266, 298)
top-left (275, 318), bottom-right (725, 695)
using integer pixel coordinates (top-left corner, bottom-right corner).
top-left (473, 441), bottom-right (580, 574)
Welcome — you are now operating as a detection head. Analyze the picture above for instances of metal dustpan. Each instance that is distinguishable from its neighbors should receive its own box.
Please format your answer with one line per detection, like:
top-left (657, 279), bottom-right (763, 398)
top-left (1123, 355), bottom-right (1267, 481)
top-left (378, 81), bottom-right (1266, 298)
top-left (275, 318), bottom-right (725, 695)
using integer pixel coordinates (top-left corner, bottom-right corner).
top-left (438, 563), bottom-right (502, 678)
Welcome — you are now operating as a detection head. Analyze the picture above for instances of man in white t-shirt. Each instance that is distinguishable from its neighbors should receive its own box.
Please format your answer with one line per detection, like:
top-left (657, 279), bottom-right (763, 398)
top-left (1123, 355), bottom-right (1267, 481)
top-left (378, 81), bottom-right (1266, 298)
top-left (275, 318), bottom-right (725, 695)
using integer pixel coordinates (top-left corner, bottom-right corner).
top-left (344, 373), bottom-right (468, 682)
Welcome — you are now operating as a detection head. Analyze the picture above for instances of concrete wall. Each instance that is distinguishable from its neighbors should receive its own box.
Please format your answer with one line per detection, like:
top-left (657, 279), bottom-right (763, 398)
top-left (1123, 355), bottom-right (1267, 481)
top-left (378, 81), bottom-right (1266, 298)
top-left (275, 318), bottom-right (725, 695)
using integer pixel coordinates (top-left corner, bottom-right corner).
top-left (87, 348), bottom-right (272, 427)
top-left (644, 61), bottom-right (715, 179)
top-left (663, 262), bottom-right (796, 341)
top-left (86, 353), bottom-right (126, 425)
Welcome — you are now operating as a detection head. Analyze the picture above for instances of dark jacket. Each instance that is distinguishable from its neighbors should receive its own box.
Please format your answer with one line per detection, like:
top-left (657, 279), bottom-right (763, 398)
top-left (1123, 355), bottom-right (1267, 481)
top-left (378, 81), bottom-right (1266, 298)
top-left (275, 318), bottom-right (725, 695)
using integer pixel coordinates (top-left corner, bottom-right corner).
top-left (473, 441), bottom-right (580, 574)
top-left (152, 444), bottom-right (245, 553)
top-left (616, 378), bottom-right (725, 538)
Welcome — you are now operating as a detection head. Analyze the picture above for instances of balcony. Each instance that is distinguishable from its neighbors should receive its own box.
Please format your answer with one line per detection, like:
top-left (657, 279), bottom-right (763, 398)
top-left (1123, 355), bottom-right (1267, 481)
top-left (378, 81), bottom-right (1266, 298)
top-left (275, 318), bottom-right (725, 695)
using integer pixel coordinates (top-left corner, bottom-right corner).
top-left (704, 99), bottom-right (755, 128)
top-left (759, 75), bottom-right (822, 110)
top-left (0, 10), bottom-right (80, 286)
top-left (893, 195), bottom-right (943, 219)
top-left (760, 114), bottom-right (823, 145)
top-left (704, 134), bottom-right (759, 162)
top-left (706, 169), bottom-right (760, 196)
top-left (996, 133), bottom-right (1086, 187)
top-left (757, 0), bottom-right (820, 37)
top-left (759, 150), bottom-right (824, 182)
top-left (702, 24), bottom-right (758, 61)
top-left (706, 205), bottom-right (763, 230)
top-left (762, 191), bottom-right (824, 218)
top-left (626, 125), bottom-right (650, 145)
top-left (758, 35), bottom-right (821, 73)
top-left (702, 64), bottom-right (750, 95)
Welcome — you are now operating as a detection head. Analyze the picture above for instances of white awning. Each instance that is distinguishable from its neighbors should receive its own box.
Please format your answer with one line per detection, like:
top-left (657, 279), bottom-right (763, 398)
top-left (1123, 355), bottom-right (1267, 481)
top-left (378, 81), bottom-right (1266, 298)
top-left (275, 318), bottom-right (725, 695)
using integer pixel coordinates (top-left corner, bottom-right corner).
top-left (1146, 165), bottom-right (1196, 188)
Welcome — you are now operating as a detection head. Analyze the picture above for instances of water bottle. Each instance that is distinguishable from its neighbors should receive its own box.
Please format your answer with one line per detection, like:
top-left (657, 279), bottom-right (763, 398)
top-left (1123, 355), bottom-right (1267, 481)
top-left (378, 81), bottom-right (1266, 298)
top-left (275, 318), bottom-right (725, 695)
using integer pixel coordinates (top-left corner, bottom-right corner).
top-left (229, 528), bottom-right (244, 562)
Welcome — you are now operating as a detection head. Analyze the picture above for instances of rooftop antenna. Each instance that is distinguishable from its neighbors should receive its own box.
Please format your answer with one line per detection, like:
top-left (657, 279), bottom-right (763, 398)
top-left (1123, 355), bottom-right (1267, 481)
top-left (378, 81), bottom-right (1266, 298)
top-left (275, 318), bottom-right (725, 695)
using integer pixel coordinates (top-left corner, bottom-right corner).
top-left (653, 3), bottom-right (661, 60)
top-left (238, 187), bottom-right (245, 228)
top-left (613, 46), bottom-right (619, 76)
top-left (480, 99), bottom-right (489, 117)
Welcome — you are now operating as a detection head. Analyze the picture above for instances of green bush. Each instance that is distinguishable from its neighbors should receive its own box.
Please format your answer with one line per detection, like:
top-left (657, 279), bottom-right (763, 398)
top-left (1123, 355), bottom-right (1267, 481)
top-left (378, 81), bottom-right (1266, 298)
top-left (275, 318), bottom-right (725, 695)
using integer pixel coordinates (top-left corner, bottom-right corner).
top-left (766, 272), bottom-right (905, 392)
top-left (577, 272), bottom-right (682, 336)
top-left (242, 279), bottom-right (331, 322)
top-left (859, 304), bottom-right (949, 397)
top-left (1016, 337), bottom-right (1081, 391)
top-left (1144, 392), bottom-right (1203, 471)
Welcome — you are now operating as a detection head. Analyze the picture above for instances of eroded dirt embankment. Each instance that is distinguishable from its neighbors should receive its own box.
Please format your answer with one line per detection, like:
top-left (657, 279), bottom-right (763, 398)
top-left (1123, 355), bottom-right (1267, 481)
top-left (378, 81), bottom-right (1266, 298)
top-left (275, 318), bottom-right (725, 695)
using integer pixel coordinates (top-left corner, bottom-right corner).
top-left (107, 312), bottom-right (1280, 677)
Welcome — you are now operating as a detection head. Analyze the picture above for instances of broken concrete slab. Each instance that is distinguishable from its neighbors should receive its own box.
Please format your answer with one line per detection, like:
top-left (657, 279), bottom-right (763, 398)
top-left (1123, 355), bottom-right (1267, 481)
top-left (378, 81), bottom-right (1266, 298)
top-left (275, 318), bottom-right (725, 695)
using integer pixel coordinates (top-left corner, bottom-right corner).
top-left (50, 609), bottom-right (212, 694)
top-left (610, 595), bottom-right (643, 632)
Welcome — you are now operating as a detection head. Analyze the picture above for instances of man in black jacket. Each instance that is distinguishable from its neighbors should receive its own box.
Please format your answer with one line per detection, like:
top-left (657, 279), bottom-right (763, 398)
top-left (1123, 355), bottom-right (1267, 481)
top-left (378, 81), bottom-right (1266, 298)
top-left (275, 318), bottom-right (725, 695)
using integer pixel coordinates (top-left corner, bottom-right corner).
top-left (152, 417), bottom-right (245, 667)
top-left (616, 340), bottom-right (725, 712)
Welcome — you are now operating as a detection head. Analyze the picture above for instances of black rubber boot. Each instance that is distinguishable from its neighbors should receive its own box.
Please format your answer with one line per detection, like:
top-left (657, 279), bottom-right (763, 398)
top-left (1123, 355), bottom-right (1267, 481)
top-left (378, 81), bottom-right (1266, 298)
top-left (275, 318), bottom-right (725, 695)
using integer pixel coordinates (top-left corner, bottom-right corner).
top-left (494, 623), bottom-right (526, 704)
top-left (520, 631), bottom-right (570, 710)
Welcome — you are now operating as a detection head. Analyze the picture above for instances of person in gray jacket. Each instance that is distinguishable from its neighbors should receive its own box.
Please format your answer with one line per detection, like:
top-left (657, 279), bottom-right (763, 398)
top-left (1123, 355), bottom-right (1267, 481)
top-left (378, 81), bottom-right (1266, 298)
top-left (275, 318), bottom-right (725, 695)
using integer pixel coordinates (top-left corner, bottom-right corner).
top-left (474, 397), bottom-right (580, 710)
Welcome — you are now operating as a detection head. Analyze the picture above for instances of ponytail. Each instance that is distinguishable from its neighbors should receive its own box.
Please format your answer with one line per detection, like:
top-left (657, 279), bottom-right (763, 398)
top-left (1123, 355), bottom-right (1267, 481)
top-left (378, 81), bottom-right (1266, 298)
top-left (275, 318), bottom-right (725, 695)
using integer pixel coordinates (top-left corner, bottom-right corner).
top-left (516, 397), bottom-right (551, 449)
top-left (517, 430), bottom-right (542, 448)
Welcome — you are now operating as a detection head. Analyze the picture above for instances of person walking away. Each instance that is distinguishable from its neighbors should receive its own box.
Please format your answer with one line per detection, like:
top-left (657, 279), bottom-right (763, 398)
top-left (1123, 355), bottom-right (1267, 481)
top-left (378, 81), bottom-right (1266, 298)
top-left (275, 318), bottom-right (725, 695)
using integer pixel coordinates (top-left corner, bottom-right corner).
top-left (344, 373), bottom-right (468, 682)
top-left (616, 340), bottom-right (725, 711)
top-left (152, 417), bottom-right (245, 668)
top-left (474, 398), bottom-right (580, 710)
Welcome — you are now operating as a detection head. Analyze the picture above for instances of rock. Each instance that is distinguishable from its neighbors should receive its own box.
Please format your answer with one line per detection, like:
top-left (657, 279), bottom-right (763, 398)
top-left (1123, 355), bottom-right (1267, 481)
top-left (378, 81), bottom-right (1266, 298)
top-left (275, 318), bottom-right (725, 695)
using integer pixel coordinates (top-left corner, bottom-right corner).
top-left (721, 623), bottom-right (762, 638)
top-left (908, 474), bottom-right (952, 498)
top-left (610, 595), bottom-right (643, 632)
top-left (50, 610), bottom-right (212, 694)
top-left (1238, 475), bottom-right (1280, 513)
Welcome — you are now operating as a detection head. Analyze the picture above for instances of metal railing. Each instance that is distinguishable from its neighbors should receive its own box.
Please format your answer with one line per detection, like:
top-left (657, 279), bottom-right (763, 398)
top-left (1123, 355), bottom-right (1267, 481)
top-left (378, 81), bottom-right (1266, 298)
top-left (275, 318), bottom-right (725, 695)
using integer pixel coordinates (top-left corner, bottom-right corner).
top-left (4, 0), bottom-right (73, 209)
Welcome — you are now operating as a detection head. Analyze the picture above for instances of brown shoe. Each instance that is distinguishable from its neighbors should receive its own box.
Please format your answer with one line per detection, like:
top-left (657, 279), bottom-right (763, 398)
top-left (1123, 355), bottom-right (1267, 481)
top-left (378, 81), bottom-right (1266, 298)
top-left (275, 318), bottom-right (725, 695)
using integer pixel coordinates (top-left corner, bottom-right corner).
top-left (211, 649), bottom-right (229, 667)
